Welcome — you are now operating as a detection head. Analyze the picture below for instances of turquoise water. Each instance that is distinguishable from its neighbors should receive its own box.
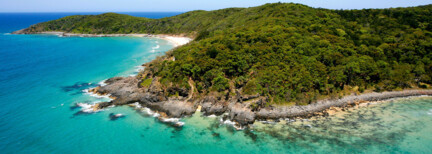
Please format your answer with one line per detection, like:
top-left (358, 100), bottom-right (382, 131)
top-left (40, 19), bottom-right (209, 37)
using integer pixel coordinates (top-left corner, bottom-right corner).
top-left (1, 13), bottom-right (432, 154)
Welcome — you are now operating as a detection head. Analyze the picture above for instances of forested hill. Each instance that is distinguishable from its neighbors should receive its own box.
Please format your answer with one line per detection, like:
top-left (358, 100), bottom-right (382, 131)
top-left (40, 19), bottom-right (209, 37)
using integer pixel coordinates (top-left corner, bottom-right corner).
top-left (16, 8), bottom-right (245, 35)
top-left (18, 3), bottom-right (432, 105)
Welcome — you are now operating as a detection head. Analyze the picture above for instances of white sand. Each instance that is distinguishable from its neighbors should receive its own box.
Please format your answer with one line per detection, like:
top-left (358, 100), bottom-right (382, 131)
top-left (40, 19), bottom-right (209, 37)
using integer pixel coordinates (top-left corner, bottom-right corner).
top-left (35, 32), bottom-right (193, 47)
top-left (158, 36), bottom-right (192, 47)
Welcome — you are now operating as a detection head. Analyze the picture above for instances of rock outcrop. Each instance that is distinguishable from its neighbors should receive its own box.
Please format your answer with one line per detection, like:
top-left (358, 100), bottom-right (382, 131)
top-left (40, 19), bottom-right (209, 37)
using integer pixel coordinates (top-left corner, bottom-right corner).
top-left (200, 96), bottom-right (228, 115)
top-left (90, 75), bottom-right (432, 127)
top-left (93, 76), bottom-right (197, 118)
top-left (256, 90), bottom-right (432, 120)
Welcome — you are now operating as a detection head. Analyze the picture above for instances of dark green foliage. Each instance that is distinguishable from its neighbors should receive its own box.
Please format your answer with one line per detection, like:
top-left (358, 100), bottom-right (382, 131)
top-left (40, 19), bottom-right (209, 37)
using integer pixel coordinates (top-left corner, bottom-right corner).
top-left (24, 8), bottom-right (244, 35)
top-left (26, 3), bottom-right (432, 104)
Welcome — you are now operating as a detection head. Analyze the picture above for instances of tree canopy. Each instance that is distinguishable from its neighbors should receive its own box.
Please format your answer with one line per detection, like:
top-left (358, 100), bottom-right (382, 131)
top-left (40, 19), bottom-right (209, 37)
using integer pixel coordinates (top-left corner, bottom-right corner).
top-left (22, 3), bottom-right (432, 105)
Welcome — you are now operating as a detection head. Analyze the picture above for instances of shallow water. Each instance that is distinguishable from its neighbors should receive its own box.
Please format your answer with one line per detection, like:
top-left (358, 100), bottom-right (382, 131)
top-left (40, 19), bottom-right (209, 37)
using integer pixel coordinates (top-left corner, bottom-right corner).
top-left (1, 13), bottom-right (432, 154)
top-left (251, 97), bottom-right (432, 153)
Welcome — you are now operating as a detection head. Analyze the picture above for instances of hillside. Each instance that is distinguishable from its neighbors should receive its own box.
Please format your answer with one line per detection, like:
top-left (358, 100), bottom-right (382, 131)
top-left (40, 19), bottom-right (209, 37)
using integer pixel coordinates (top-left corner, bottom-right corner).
top-left (16, 3), bottom-right (432, 106)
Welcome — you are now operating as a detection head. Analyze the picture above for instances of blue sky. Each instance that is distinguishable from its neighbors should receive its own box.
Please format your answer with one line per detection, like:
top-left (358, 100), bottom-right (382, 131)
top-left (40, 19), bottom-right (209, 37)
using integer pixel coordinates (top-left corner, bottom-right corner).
top-left (0, 0), bottom-right (431, 12)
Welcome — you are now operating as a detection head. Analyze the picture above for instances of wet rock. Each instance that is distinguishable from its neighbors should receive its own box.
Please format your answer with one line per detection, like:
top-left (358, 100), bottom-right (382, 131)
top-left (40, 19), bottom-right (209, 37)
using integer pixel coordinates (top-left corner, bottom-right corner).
top-left (256, 89), bottom-right (432, 119)
top-left (95, 76), bottom-right (147, 106)
top-left (109, 113), bottom-right (125, 121)
top-left (88, 73), bottom-right (432, 128)
top-left (201, 96), bottom-right (228, 116)
top-left (228, 103), bottom-right (256, 126)
top-left (147, 100), bottom-right (197, 118)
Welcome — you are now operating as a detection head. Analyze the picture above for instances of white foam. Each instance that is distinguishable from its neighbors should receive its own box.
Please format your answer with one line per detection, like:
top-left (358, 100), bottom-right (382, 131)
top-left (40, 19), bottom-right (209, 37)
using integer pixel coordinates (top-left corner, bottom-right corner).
top-left (223, 119), bottom-right (236, 125)
top-left (222, 119), bottom-right (244, 130)
top-left (176, 121), bottom-right (185, 126)
top-left (428, 109), bottom-right (432, 115)
top-left (76, 102), bottom-right (100, 113)
top-left (160, 117), bottom-right (180, 123)
top-left (207, 114), bottom-right (217, 118)
top-left (82, 88), bottom-right (113, 101)
top-left (134, 65), bottom-right (144, 73)
top-left (143, 107), bottom-right (160, 117)
top-left (114, 113), bottom-right (124, 117)
top-left (136, 105), bottom-right (184, 126)
top-left (128, 66), bottom-right (144, 77)
top-left (98, 79), bottom-right (107, 87)
top-left (152, 45), bottom-right (160, 50)
top-left (86, 92), bottom-right (112, 98)
top-left (159, 117), bottom-right (185, 126)
top-left (131, 102), bottom-right (143, 108)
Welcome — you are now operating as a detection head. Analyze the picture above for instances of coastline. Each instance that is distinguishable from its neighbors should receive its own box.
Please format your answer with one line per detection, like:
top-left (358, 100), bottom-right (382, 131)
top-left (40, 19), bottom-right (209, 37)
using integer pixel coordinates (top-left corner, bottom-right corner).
top-left (12, 30), bottom-right (432, 129)
top-left (87, 73), bottom-right (432, 128)
top-left (256, 90), bottom-right (432, 120)
top-left (12, 31), bottom-right (193, 47)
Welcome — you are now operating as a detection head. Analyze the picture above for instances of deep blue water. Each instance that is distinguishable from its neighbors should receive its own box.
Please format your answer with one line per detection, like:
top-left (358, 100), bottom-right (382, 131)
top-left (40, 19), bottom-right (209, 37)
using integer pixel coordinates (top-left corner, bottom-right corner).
top-left (1, 13), bottom-right (432, 154)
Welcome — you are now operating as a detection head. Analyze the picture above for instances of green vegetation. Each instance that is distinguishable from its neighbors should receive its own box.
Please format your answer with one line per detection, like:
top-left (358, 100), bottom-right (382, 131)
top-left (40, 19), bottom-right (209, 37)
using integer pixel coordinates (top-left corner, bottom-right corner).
top-left (24, 3), bottom-right (432, 105)
top-left (23, 8), bottom-right (243, 35)
top-left (140, 78), bottom-right (153, 88)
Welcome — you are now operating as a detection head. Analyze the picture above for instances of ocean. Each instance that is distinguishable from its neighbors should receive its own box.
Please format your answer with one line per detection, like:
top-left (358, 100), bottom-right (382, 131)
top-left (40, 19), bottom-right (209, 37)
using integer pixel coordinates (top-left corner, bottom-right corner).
top-left (1, 13), bottom-right (432, 154)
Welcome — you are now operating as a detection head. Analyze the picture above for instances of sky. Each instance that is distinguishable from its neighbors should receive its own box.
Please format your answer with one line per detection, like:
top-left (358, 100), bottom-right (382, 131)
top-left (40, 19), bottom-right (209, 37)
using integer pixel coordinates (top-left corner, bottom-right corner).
top-left (0, 0), bottom-right (431, 12)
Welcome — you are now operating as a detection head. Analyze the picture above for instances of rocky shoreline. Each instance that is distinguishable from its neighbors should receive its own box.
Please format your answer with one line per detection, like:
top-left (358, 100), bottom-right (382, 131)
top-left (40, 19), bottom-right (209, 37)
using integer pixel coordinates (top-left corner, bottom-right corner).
top-left (13, 30), bottom-right (432, 128)
top-left (88, 75), bottom-right (432, 128)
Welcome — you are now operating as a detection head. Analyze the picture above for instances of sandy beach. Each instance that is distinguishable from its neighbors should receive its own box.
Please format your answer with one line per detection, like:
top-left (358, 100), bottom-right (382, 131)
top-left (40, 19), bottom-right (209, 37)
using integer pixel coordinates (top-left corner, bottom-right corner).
top-left (157, 35), bottom-right (192, 47)
top-left (13, 31), bottom-right (193, 47)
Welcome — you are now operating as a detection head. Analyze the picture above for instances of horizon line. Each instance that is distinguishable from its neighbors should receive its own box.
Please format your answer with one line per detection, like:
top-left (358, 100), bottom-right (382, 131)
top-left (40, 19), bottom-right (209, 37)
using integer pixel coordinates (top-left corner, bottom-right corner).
top-left (0, 2), bottom-right (430, 13)
top-left (0, 11), bottom-right (185, 13)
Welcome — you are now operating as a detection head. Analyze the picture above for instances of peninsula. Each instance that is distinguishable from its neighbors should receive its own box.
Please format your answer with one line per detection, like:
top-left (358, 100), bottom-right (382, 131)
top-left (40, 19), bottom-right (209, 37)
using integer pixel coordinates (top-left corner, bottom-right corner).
top-left (14, 3), bottom-right (432, 127)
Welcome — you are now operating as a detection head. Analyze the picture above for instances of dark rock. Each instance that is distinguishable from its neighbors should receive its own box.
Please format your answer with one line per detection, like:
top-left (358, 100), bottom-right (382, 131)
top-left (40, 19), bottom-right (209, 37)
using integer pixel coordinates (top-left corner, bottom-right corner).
top-left (167, 87), bottom-right (189, 97)
top-left (228, 103), bottom-right (256, 126)
top-left (256, 89), bottom-right (432, 119)
top-left (109, 113), bottom-right (125, 121)
top-left (89, 73), bottom-right (432, 128)
top-left (201, 96), bottom-right (228, 116)
top-left (147, 100), bottom-right (196, 118)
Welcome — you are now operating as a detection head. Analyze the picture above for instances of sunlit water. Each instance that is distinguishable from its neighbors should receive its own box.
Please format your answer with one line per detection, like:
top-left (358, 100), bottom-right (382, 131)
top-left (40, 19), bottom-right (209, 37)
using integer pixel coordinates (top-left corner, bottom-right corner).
top-left (0, 13), bottom-right (431, 154)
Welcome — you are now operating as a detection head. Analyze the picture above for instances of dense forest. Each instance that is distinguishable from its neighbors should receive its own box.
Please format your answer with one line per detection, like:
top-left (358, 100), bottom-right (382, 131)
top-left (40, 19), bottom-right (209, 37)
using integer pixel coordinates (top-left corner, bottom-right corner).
top-left (21, 3), bottom-right (432, 105)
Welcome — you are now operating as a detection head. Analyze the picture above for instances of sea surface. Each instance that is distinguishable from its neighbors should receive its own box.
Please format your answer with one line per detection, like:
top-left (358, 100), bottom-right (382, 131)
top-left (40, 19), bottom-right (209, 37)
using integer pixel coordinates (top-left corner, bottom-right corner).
top-left (1, 13), bottom-right (432, 154)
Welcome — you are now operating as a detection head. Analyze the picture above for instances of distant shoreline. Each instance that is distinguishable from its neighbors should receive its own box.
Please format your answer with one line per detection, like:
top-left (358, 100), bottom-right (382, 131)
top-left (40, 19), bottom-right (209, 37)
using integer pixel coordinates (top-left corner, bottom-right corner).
top-left (11, 31), bottom-right (193, 47)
